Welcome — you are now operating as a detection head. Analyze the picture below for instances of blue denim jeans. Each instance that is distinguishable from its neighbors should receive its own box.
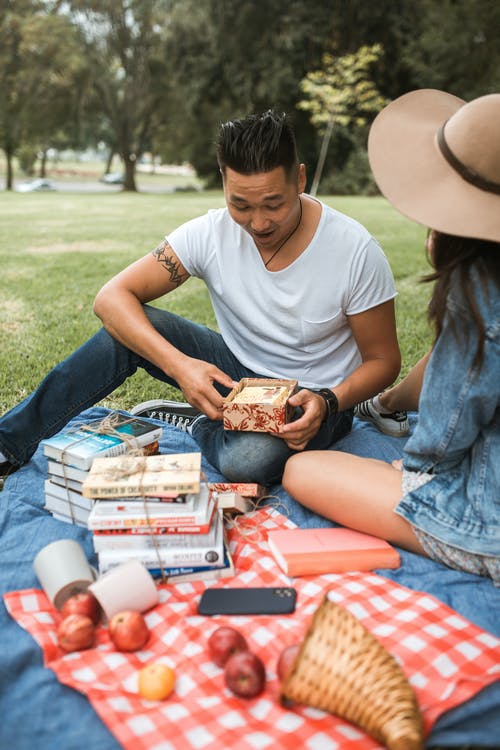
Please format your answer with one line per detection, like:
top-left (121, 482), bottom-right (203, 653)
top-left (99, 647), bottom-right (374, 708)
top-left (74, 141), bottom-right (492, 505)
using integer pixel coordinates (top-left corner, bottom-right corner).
top-left (0, 305), bottom-right (353, 485)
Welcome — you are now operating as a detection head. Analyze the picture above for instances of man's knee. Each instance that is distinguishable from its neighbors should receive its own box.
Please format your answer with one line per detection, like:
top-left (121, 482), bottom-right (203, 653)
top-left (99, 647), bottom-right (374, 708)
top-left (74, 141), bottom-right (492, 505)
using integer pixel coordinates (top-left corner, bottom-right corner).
top-left (217, 432), bottom-right (291, 486)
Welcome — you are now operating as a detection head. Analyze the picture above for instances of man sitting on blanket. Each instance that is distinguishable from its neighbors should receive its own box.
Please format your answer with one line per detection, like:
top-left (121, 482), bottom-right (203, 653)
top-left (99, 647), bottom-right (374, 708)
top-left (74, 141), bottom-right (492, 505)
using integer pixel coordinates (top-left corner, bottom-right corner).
top-left (0, 110), bottom-right (403, 486)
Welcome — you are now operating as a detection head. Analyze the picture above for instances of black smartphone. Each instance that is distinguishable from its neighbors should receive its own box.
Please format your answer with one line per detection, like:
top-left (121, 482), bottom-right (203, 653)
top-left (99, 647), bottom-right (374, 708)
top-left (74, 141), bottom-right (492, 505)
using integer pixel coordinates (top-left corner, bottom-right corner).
top-left (197, 586), bottom-right (297, 616)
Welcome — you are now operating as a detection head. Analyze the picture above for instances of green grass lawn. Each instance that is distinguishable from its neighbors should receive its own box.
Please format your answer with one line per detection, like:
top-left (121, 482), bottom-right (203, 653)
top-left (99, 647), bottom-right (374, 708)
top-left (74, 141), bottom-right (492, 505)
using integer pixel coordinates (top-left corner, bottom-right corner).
top-left (0, 190), bottom-right (432, 415)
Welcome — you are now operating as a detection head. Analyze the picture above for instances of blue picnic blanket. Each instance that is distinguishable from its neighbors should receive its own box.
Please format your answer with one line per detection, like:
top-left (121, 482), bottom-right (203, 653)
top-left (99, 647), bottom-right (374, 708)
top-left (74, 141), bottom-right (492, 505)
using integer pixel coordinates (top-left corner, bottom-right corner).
top-left (0, 407), bottom-right (498, 749)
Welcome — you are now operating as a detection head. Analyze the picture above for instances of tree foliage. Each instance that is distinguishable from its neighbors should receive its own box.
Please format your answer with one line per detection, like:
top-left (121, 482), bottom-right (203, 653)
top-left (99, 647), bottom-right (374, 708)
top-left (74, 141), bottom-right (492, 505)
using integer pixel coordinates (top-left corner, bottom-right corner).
top-left (298, 44), bottom-right (387, 194)
top-left (154, 0), bottom-right (338, 185)
top-left (1, 0), bottom-right (498, 193)
top-left (18, 13), bottom-right (89, 166)
top-left (402, 0), bottom-right (500, 98)
top-left (0, 0), bottom-right (88, 188)
top-left (299, 45), bottom-right (388, 130)
top-left (65, 0), bottom-right (170, 190)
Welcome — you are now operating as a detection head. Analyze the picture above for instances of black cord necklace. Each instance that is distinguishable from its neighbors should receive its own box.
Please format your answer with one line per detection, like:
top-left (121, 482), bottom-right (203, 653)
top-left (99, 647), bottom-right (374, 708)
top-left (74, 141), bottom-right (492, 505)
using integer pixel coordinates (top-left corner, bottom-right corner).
top-left (264, 198), bottom-right (303, 268)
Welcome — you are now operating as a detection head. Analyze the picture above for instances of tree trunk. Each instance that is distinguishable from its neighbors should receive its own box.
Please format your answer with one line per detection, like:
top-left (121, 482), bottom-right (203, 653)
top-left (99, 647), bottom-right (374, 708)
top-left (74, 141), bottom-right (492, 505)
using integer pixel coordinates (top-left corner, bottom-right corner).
top-left (104, 148), bottom-right (114, 175)
top-left (122, 154), bottom-right (137, 191)
top-left (310, 116), bottom-right (335, 197)
top-left (39, 149), bottom-right (48, 178)
top-left (5, 148), bottom-right (14, 191)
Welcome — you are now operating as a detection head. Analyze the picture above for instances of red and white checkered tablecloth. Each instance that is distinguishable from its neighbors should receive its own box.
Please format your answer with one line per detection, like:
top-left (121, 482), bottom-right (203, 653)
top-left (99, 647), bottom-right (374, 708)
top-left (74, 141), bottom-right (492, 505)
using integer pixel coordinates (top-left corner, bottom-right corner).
top-left (4, 508), bottom-right (500, 750)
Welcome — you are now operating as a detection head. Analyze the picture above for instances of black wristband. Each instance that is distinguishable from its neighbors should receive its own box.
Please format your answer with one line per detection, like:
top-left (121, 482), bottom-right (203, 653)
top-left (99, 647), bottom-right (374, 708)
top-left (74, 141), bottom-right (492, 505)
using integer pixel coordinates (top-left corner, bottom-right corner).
top-left (314, 388), bottom-right (338, 422)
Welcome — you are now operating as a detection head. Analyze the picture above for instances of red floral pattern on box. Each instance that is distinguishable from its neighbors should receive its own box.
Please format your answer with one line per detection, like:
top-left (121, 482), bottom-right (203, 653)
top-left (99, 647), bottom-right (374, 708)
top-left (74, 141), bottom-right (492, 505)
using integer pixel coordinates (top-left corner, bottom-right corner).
top-left (4, 508), bottom-right (500, 750)
top-left (223, 403), bottom-right (290, 431)
top-left (222, 378), bottom-right (297, 432)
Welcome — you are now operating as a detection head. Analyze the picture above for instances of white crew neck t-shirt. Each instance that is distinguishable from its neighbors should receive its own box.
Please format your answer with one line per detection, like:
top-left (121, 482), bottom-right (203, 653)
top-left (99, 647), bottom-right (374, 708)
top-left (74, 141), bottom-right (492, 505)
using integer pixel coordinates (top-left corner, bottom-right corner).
top-left (167, 200), bottom-right (396, 389)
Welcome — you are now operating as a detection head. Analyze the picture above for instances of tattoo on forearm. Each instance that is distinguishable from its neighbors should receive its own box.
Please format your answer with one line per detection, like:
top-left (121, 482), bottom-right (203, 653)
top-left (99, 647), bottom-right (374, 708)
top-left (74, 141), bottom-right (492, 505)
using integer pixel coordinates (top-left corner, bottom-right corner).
top-left (152, 240), bottom-right (188, 285)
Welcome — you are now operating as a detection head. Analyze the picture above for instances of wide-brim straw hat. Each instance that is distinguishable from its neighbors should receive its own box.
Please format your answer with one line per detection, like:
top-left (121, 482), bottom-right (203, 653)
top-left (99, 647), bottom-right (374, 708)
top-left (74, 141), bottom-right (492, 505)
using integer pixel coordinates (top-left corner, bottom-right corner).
top-left (368, 88), bottom-right (500, 242)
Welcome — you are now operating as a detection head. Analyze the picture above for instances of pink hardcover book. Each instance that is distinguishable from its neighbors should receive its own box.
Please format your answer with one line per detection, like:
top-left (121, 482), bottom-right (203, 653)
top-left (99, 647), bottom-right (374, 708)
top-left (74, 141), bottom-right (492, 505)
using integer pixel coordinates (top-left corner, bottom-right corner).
top-left (267, 526), bottom-right (400, 577)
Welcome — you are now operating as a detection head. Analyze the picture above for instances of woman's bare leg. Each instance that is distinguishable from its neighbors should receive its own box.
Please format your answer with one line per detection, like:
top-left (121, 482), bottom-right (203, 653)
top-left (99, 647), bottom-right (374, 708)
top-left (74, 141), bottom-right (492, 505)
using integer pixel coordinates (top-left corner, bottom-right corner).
top-left (379, 350), bottom-right (431, 412)
top-left (282, 451), bottom-right (426, 555)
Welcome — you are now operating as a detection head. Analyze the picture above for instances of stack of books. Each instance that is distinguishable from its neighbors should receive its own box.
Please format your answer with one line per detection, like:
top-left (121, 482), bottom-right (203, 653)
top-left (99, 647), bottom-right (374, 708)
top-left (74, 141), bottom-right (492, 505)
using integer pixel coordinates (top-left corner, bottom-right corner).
top-left (41, 413), bottom-right (162, 526)
top-left (82, 452), bottom-right (234, 583)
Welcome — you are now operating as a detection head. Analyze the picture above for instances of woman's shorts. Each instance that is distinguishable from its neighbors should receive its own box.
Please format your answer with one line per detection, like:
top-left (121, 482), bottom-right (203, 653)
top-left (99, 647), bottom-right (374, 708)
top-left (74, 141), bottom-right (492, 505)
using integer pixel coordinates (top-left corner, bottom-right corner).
top-left (402, 469), bottom-right (500, 586)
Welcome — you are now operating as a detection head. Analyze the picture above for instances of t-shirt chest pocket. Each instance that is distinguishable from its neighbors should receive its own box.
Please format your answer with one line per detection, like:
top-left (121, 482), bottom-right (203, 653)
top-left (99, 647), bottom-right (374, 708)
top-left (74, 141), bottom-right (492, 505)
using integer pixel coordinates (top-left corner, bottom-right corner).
top-left (300, 308), bottom-right (345, 351)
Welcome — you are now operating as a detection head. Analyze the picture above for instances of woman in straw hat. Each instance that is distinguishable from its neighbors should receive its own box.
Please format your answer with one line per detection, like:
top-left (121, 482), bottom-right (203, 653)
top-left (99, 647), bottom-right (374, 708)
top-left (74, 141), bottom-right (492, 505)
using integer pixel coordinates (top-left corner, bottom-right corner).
top-left (283, 89), bottom-right (500, 582)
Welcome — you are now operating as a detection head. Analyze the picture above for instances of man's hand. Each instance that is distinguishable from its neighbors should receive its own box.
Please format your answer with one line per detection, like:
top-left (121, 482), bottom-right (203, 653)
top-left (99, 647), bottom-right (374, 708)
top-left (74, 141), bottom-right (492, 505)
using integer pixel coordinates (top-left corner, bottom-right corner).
top-left (171, 355), bottom-right (238, 421)
top-left (273, 389), bottom-right (326, 451)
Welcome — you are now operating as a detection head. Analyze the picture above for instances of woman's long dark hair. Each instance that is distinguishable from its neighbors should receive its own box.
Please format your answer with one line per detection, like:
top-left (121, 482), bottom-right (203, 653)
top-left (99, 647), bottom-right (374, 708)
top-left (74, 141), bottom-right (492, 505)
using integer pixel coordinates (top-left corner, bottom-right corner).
top-left (425, 232), bottom-right (500, 370)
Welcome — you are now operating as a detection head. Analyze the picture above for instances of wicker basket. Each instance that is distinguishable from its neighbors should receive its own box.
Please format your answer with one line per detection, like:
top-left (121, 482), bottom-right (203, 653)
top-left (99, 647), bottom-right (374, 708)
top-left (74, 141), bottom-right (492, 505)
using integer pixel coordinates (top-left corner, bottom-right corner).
top-left (281, 596), bottom-right (424, 750)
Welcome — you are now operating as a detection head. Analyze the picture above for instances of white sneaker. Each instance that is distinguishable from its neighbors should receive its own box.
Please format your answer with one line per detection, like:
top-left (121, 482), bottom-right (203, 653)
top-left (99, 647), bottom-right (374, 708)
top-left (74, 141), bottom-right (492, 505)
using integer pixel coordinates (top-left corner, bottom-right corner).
top-left (354, 398), bottom-right (409, 437)
top-left (130, 399), bottom-right (201, 431)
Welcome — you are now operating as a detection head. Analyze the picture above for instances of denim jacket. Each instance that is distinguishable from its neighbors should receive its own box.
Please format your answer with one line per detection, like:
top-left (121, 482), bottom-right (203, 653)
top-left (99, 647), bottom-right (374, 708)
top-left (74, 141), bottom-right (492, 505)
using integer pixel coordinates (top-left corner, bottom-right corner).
top-left (396, 266), bottom-right (500, 556)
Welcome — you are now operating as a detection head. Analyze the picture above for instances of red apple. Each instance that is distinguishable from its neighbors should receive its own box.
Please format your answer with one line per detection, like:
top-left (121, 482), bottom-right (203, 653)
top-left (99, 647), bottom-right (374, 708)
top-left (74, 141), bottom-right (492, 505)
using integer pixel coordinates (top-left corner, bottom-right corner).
top-left (58, 613), bottom-right (95, 652)
top-left (277, 643), bottom-right (301, 681)
top-left (208, 626), bottom-right (248, 667)
top-left (109, 610), bottom-right (150, 652)
top-left (60, 591), bottom-right (101, 625)
top-left (224, 650), bottom-right (266, 698)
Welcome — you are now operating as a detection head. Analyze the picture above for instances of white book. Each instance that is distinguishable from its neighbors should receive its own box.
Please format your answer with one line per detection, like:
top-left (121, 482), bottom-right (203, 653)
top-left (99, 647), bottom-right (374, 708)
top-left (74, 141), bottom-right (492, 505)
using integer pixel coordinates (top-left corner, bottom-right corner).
top-left (93, 511), bottom-right (221, 553)
top-left (92, 513), bottom-right (214, 550)
top-left (150, 542), bottom-right (235, 583)
top-left (86, 492), bottom-right (196, 515)
top-left (96, 510), bottom-right (225, 573)
top-left (47, 460), bottom-right (88, 484)
top-left (44, 479), bottom-right (94, 511)
top-left (50, 511), bottom-right (88, 528)
top-left (49, 474), bottom-right (84, 494)
top-left (45, 497), bottom-right (90, 526)
top-left (87, 484), bottom-right (213, 530)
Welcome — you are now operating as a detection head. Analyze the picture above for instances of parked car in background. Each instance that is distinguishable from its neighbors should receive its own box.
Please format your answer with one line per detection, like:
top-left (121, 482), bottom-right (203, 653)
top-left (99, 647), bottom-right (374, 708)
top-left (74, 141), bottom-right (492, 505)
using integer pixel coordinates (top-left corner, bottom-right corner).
top-left (100, 172), bottom-right (124, 184)
top-left (16, 178), bottom-right (57, 193)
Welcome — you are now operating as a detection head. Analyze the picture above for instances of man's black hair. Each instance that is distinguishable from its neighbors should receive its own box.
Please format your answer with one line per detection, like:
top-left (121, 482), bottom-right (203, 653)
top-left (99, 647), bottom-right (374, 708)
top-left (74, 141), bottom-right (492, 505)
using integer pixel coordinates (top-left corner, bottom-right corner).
top-left (216, 110), bottom-right (299, 179)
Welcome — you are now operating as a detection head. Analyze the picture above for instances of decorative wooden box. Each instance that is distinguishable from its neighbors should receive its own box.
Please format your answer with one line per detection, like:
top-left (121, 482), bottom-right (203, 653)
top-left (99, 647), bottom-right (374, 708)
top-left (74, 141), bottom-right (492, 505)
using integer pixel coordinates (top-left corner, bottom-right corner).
top-left (222, 378), bottom-right (298, 432)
